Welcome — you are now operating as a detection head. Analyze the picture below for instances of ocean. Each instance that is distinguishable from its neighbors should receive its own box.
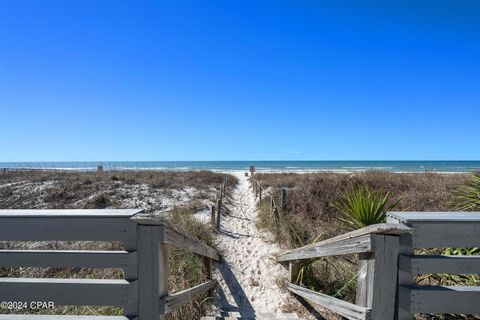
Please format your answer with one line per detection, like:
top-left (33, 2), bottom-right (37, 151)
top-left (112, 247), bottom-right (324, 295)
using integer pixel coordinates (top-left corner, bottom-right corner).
top-left (0, 161), bottom-right (479, 173)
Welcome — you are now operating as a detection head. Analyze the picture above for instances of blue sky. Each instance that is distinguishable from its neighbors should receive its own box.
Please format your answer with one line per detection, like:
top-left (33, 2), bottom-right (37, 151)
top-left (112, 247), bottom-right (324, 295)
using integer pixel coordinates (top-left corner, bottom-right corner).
top-left (0, 1), bottom-right (479, 161)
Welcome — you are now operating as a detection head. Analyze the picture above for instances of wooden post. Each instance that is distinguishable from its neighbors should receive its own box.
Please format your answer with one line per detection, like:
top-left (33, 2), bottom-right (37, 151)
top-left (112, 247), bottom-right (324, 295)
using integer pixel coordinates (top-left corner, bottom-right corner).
top-left (259, 186), bottom-right (262, 203)
top-left (356, 252), bottom-right (375, 307)
top-left (270, 196), bottom-right (273, 214)
top-left (280, 188), bottom-right (287, 210)
top-left (138, 225), bottom-right (169, 320)
top-left (356, 235), bottom-right (399, 320)
top-left (204, 257), bottom-right (214, 296)
top-left (211, 205), bottom-right (216, 226)
top-left (387, 215), bottom-right (414, 320)
top-left (216, 189), bottom-right (223, 228)
top-left (289, 261), bottom-right (301, 284)
top-left (396, 234), bottom-right (414, 320)
top-left (124, 221), bottom-right (139, 317)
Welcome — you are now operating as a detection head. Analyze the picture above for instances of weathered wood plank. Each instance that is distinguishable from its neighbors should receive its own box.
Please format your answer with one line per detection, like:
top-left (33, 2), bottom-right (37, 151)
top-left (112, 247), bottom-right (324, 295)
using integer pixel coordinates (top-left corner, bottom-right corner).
top-left (216, 194), bottom-right (223, 228)
top-left (289, 261), bottom-right (301, 283)
top-left (400, 254), bottom-right (480, 275)
top-left (0, 278), bottom-right (136, 307)
top-left (0, 316), bottom-right (131, 320)
top-left (387, 211), bottom-right (480, 222)
top-left (159, 240), bottom-right (169, 320)
top-left (286, 283), bottom-right (371, 320)
top-left (280, 188), bottom-right (287, 210)
top-left (0, 209), bottom-right (143, 217)
top-left (401, 285), bottom-right (480, 314)
top-left (278, 223), bottom-right (409, 262)
top-left (204, 256), bottom-right (214, 296)
top-left (409, 222), bottom-right (480, 248)
top-left (277, 234), bottom-right (373, 262)
top-left (137, 225), bottom-right (161, 320)
top-left (163, 227), bottom-right (220, 261)
top-left (395, 234), bottom-right (414, 320)
top-left (356, 253), bottom-right (374, 308)
top-left (370, 235), bottom-right (399, 320)
top-left (0, 250), bottom-right (135, 269)
top-left (0, 217), bottom-right (134, 241)
top-left (162, 280), bottom-right (217, 314)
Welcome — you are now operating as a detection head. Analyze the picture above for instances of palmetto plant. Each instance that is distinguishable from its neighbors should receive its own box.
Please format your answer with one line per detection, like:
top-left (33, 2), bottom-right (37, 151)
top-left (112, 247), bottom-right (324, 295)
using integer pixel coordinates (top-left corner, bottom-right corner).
top-left (334, 186), bottom-right (400, 229)
top-left (454, 173), bottom-right (480, 211)
top-left (294, 235), bottom-right (322, 287)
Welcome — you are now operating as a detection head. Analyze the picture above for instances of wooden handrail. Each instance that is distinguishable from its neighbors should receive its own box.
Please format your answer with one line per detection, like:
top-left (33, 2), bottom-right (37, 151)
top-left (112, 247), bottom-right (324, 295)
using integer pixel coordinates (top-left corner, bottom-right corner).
top-left (287, 283), bottom-right (371, 320)
top-left (0, 209), bottom-right (221, 320)
top-left (162, 280), bottom-right (217, 314)
top-left (277, 223), bottom-right (410, 320)
top-left (277, 223), bottom-right (410, 262)
top-left (131, 215), bottom-right (220, 261)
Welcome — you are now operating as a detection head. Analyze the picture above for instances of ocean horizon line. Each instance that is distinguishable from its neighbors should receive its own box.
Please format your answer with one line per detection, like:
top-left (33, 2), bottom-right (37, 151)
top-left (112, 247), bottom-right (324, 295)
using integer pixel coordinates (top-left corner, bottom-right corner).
top-left (1, 160), bottom-right (479, 173)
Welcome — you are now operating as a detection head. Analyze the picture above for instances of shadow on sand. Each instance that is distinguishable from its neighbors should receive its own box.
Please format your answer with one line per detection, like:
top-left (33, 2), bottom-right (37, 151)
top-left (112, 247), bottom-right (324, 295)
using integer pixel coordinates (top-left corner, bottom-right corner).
top-left (215, 257), bottom-right (256, 317)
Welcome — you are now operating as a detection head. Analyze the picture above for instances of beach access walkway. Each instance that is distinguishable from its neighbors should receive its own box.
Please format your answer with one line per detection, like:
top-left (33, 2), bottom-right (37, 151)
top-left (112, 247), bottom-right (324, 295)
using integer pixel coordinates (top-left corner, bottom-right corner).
top-left (207, 172), bottom-right (302, 319)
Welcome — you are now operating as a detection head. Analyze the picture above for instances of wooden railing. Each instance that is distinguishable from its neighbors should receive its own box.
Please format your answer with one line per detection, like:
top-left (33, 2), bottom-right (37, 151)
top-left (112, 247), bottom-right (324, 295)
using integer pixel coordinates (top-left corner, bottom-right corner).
top-left (277, 212), bottom-right (480, 320)
top-left (387, 212), bottom-right (480, 319)
top-left (0, 209), bottom-right (221, 320)
top-left (277, 223), bottom-right (410, 320)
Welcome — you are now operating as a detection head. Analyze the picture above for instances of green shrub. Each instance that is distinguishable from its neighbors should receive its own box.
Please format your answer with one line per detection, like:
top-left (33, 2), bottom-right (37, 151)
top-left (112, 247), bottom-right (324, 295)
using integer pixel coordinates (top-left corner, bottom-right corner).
top-left (454, 173), bottom-right (480, 211)
top-left (334, 186), bottom-right (400, 229)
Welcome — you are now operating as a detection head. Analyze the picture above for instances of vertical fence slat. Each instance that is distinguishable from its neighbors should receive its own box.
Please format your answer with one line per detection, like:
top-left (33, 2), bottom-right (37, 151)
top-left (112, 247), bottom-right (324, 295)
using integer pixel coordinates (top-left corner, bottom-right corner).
top-left (138, 225), bottom-right (162, 320)
top-left (211, 205), bottom-right (216, 226)
top-left (370, 235), bottom-right (399, 320)
top-left (159, 242), bottom-right (169, 319)
top-left (280, 188), bottom-right (287, 210)
top-left (289, 261), bottom-right (301, 283)
top-left (396, 234), bottom-right (414, 320)
top-left (204, 256), bottom-right (214, 296)
top-left (356, 252), bottom-right (375, 308)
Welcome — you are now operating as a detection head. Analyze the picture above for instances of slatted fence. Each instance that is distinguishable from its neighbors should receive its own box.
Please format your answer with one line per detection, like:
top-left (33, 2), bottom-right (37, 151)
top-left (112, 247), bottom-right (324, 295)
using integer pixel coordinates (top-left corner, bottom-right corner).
top-left (0, 209), bottom-right (220, 320)
top-left (276, 212), bottom-right (480, 320)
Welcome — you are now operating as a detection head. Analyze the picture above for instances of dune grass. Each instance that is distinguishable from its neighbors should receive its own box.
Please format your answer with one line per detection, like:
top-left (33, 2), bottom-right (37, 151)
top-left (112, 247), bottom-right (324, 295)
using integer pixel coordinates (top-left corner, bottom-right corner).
top-left (254, 171), bottom-right (471, 312)
top-left (0, 170), bottom-right (237, 319)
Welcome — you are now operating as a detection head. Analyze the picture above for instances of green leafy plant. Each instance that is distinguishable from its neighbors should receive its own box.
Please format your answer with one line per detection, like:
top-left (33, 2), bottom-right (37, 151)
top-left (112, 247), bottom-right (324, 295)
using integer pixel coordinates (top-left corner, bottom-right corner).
top-left (334, 186), bottom-right (400, 229)
top-left (294, 235), bottom-right (322, 287)
top-left (454, 173), bottom-right (480, 211)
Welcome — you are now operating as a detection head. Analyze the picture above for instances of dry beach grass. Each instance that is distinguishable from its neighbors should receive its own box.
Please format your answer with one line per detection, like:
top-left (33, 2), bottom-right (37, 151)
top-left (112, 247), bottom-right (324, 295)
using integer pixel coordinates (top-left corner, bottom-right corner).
top-left (253, 171), bottom-right (478, 320)
top-left (0, 169), bottom-right (238, 319)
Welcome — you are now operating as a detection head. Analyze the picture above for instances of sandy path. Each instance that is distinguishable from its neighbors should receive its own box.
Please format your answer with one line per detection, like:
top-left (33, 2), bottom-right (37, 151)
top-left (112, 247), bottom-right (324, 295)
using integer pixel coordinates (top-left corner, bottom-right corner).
top-left (213, 171), bottom-right (291, 314)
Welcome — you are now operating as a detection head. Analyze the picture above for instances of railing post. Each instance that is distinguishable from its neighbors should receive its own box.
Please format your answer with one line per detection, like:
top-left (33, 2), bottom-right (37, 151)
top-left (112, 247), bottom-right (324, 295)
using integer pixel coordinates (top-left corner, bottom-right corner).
top-left (204, 256), bottom-right (214, 296)
top-left (137, 225), bottom-right (169, 320)
top-left (216, 191), bottom-right (223, 228)
top-left (356, 252), bottom-right (375, 307)
top-left (358, 234), bottom-right (399, 320)
top-left (280, 188), bottom-right (287, 210)
top-left (396, 234), bottom-right (414, 320)
top-left (270, 196), bottom-right (274, 214)
top-left (211, 205), bottom-right (216, 226)
top-left (289, 261), bottom-right (301, 283)
top-left (124, 220), bottom-right (139, 317)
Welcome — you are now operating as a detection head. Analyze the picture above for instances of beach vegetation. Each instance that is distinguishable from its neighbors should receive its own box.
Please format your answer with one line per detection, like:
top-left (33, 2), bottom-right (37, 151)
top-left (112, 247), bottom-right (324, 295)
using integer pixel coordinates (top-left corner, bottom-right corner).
top-left (0, 169), bottom-right (235, 319)
top-left (254, 171), bottom-right (468, 309)
top-left (334, 186), bottom-right (400, 229)
top-left (453, 172), bottom-right (480, 211)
